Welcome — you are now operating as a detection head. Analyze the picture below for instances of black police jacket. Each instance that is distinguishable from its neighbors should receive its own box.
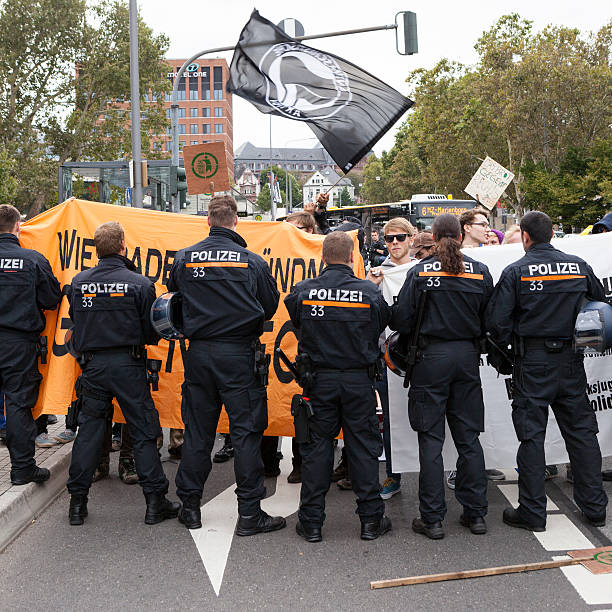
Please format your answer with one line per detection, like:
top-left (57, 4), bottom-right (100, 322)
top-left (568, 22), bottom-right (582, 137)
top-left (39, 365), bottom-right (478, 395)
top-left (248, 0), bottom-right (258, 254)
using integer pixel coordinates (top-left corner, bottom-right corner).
top-left (167, 226), bottom-right (279, 342)
top-left (0, 233), bottom-right (61, 339)
top-left (390, 253), bottom-right (494, 340)
top-left (68, 254), bottom-right (159, 352)
top-left (485, 242), bottom-right (606, 346)
top-left (284, 263), bottom-right (391, 369)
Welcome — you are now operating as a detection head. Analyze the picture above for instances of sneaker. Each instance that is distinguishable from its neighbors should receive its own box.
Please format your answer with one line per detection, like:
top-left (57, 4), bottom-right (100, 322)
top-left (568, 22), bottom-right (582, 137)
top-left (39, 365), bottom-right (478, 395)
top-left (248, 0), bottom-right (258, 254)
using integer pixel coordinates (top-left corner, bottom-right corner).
top-left (544, 465), bottom-right (558, 480)
top-left (380, 477), bottom-right (401, 500)
top-left (446, 470), bottom-right (456, 490)
top-left (119, 458), bottom-right (139, 485)
top-left (337, 477), bottom-right (352, 490)
top-left (331, 459), bottom-right (348, 482)
top-left (53, 430), bottom-right (76, 444)
top-left (93, 459), bottom-right (110, 482)
top-left (485, 469), bottom-right (506, 481)
top-left (111, 435), bottom-right (121, 452)
top-left (35, 433), bottom-right (58, 448)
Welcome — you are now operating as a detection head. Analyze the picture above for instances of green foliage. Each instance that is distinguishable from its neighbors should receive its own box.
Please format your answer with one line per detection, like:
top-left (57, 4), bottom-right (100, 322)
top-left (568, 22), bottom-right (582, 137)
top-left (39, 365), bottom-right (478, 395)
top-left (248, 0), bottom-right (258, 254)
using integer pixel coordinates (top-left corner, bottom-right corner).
top-left (340, 186), bottom-right (353, 206)
top-left (0, 0), bottom-right (170, 217)
top-left (0, 148), bottom-right (18, 204)
top-left (375, 14), bottom-right (612, 226)
top-left (258, 164), bottom-right (302, 205)
top-left (256, 184), bottom-right (272, 212)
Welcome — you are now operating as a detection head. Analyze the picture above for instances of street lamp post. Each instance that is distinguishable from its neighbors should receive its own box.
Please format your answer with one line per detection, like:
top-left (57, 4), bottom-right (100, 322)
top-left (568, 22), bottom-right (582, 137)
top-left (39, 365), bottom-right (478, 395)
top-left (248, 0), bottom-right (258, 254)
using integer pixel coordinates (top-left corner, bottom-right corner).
top-left (128, 0), bottom-right (143, 208)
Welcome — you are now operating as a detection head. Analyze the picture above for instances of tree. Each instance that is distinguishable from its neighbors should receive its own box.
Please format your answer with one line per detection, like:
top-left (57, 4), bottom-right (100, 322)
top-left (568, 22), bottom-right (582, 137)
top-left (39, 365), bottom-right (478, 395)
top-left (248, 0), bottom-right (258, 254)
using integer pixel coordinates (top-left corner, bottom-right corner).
top-left (385, 15), bottom-right (612, 219)
top-left (0, 148), bottom-right (18, 204)
top-left (0, 0), bottom-right (170, 217)
top-left (259, 164), bottom-right (302, 206)
top-left (256, 184), bottom-right (272, 212)
top-left (340, 186), bottom-right (352, 206)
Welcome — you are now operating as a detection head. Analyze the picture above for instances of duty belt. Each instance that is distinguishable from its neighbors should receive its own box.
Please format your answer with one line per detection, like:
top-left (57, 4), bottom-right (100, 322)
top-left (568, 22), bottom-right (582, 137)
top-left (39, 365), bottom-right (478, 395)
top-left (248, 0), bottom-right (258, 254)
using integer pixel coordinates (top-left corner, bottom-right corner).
top-left (523, 337), bottom-right (571, 351)
top-left (419, 335), bottom-right (478, 348)
top-left (317, 364), bottom-right (378, 380)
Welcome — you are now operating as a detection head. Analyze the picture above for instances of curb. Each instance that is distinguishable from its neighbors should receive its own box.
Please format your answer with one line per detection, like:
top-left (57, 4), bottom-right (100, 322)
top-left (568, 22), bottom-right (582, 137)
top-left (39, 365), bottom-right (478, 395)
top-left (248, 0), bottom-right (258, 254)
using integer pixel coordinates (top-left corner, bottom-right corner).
top-left (0, 442), bottom-right (73, 552)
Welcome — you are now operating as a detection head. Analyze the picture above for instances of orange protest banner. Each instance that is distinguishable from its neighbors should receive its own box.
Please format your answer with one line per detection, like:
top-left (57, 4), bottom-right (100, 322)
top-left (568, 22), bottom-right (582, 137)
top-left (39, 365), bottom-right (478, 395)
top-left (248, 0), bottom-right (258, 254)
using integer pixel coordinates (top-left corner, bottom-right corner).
top-left (20, 199), bottom-right (364, 436)
top-left (183, 142), bottom-right (230, 194)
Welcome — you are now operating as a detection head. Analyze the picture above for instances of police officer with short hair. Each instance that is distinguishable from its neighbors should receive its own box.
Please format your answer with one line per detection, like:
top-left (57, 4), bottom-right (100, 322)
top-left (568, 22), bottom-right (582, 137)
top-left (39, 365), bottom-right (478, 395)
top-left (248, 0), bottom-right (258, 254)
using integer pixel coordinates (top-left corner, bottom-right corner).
top-left (285, 231), bottom-right (392, 542)
top-left (169, 195), bottom-right (286, 535)
top-left (66, 221), bottom-right (179, 526)
top-left (391, 214), bottom-right (493, 539)
top-left (486, 211), bottom-right (608, 531)
top-left (0, 204), bottom-right (61, 485)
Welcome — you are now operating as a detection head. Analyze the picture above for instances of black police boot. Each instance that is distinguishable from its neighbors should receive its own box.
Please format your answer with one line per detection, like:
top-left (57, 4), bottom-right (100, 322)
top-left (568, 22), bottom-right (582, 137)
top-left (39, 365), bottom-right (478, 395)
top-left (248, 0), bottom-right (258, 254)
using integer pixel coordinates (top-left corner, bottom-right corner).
top-left (178, 496), bottom-right (202, 530)
top-left (361, 515), bottom-right (392, 541)
top-left (502, 507), bottom-right (546, 532)
top-left (69, 495), bottom-right (88, 526)
top-left (236, 510), bottom-right (286, 536)
top-left (412, 517), bottom-right (444, 540)
top-left (11, 466), bottom-right (50, 486)
top-left (144, 493), bottom-right (181, 525)
top-left (460, 514), bottom-right (487, 535)
top-left (213, 437), bottom-right (234, 463)
top-left (581, 512), bottom-right (606, 528)
top-left (296, 521), bottom-right (322, 543)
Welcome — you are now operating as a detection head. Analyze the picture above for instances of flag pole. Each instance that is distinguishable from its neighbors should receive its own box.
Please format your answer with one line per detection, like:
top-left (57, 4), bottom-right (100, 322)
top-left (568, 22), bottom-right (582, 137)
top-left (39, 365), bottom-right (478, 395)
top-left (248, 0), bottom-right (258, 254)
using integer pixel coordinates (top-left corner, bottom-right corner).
top-left (322, 173), bottom-right (348, 205)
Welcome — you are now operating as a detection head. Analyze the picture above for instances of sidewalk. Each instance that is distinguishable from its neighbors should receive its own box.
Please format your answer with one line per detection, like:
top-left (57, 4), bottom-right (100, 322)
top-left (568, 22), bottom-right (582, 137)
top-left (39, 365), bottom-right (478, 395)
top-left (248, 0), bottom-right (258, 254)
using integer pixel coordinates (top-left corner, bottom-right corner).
top-left (0, 418), bottom-right (74, 551)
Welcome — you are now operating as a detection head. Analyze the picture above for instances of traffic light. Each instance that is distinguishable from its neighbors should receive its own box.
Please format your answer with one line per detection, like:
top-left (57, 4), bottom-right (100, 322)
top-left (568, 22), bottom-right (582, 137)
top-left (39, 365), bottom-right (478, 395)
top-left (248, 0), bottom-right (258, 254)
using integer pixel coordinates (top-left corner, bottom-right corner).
top-left (169, 165), bottom-right (188, 209)
top-left (177, 166), bottom-right (187, 209)
top-left (396, 11), bottom-right (418, 55)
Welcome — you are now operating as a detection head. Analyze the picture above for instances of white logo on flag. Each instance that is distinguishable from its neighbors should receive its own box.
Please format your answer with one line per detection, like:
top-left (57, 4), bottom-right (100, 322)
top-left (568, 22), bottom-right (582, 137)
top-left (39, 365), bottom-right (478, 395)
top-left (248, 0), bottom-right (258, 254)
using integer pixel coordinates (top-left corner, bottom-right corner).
top-left (259, 42), bottom-right (352, 120)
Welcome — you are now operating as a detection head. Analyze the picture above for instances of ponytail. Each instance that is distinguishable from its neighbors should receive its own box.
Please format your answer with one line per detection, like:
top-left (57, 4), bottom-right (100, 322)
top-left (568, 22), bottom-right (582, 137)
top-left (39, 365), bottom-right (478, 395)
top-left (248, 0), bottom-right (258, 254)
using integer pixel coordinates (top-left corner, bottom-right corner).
top-left (431, 214), bottom-right (464, 275)
top-left (435, 237), bottom-right (464, 275)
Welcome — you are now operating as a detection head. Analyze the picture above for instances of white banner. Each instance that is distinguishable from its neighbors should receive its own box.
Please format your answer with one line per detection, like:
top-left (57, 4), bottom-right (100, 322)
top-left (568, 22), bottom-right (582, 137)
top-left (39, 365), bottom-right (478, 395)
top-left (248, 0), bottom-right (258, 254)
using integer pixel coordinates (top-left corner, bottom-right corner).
top-left (381, 233), bottom-right (612, 472)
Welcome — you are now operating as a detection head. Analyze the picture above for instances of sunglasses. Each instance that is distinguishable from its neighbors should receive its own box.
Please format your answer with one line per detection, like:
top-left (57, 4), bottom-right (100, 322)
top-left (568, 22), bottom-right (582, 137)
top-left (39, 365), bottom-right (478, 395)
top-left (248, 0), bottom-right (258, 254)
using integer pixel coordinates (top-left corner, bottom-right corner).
top-left (384, 233), bottom-right (408, 243)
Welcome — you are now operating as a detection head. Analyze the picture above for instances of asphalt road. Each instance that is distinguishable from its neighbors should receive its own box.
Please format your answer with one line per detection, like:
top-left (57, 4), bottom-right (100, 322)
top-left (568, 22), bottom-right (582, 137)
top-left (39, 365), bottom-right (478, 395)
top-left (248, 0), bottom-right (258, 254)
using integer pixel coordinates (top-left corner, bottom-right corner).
top-left (1, 437), bottom-right (611, 611)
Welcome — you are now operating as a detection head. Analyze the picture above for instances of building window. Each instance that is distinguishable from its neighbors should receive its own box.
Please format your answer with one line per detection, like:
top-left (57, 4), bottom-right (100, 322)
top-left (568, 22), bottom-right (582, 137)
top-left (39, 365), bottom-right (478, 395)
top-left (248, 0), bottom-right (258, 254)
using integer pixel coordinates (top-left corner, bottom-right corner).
top-left (178, 108), bottom-right (185, 118)
top-left (190, 124), bottom-right (198, 134)
top-left (214, 107), bottom-right (223, 117)
top-left (190, 108), bottom-right (198, 118)
top-left (202, 107), bottom-right (210, 117)
top-left (179, 125), bottom-right (186, 134)
top-left (153, 142), bottom-right (161, 151)
top-left (189, 76), bottom-right (198, 100)
top-left (213, 66), bottom-right (223, 100)
top-left (191, 140), bottom-right (198, 145)
top-left (202, 124), bottom-right (210, 134)
top-left (214, 124), bottom-right (223, 134)
top-left (202, 68), bottom-right (211, 100)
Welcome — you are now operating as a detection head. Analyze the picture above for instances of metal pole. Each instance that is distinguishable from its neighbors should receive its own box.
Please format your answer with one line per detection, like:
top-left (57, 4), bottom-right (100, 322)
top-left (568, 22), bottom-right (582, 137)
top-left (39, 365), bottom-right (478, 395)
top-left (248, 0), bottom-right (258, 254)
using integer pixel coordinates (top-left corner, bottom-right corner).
top-left (169, 22), bottom-right (397, 212)
top-left (269, 116), bottom-right (276, 220)
top-left (128, 0), bottom-right (143, 208)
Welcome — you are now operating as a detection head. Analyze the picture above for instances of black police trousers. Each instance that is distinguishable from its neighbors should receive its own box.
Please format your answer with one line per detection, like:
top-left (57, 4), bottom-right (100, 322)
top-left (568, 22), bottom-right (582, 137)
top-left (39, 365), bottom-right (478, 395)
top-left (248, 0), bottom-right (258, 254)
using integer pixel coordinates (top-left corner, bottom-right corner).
top-left (175, 340), bottom-right (267, 516)
top-left (512, 346), bottom-right (607, 526)
top-left (0, 336), bottom-right (42, 480)
top-left (298, 371), bottom-right (384, 527)
top-left (409, 340), bottom-right (487, 524)
top-left (67, 351), bottom-right (168, 496)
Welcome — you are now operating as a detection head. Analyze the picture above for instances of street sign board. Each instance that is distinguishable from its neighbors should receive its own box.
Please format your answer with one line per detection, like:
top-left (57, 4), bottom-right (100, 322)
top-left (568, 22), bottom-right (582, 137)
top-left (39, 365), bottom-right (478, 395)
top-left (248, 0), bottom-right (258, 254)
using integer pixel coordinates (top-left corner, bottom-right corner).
top-left (183, 142), bottom-right (230, 194)
top-left (465, 156), bottom-right (514, 210)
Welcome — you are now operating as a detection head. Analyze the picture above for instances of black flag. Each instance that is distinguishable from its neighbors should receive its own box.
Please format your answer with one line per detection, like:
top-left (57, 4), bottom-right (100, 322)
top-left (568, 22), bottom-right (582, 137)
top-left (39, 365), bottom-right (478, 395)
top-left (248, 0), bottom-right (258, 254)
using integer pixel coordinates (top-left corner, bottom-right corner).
top-left (227, 10), bottom-right (414, 173)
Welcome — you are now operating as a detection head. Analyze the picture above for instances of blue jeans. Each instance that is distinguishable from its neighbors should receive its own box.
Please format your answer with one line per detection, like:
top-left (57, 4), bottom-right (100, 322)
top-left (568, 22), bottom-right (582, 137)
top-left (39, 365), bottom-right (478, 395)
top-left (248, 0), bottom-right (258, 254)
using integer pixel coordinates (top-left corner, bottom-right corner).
top-left (377, 368), bottom-right (400, 481)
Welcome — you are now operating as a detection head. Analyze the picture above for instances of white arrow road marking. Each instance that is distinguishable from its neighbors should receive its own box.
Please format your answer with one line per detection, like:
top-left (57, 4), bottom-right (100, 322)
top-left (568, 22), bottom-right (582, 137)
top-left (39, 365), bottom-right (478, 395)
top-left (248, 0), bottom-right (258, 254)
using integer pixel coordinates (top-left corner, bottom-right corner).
top-left (189, 436), bottom-right (301, 596)
top-left (497, 482), bottom-right (612, 604)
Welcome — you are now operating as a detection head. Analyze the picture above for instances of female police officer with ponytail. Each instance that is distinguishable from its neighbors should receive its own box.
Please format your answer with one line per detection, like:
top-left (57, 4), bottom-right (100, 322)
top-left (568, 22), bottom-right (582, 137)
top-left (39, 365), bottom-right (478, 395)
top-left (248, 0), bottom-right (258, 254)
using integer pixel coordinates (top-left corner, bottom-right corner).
top-left (390, 214), bottom-right (493, 540)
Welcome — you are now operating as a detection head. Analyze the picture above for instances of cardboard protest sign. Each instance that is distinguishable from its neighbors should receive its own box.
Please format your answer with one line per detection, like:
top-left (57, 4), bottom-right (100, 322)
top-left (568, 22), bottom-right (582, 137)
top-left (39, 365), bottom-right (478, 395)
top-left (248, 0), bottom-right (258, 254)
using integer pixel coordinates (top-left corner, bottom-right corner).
top-left (183, 142), bottom-right (230, 194)
top-left (465, 156), bottom-right (514, 210)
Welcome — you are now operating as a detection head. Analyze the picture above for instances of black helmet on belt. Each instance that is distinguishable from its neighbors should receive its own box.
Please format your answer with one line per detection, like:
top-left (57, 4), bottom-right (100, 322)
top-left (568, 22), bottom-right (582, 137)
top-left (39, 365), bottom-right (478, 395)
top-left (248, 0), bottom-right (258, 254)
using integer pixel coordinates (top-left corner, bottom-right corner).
top-left (150, 292), bottom-right (184, 340)
top-left (384, 331), bottom-right (408, 377)
top-left (574, 300), bottom-right (612, 353)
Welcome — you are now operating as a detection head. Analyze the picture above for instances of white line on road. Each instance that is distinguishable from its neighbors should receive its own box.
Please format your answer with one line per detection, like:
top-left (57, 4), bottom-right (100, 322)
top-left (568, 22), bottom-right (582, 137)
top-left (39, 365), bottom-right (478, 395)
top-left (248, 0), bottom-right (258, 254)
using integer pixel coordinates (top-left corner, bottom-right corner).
top-left (497, 483), bottom-right (559, 511)
top-left (553, 556), bottom-right (612, 606)
top-left (190, 437), bottom-right (301, 597)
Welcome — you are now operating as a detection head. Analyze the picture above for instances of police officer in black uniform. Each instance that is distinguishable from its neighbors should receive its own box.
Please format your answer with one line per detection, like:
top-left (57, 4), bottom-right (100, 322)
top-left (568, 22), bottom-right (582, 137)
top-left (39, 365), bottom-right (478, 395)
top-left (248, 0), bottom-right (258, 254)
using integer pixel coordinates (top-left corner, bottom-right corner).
top-left (169, 195), bottom-right (285, 535)
top-left (285, 231), bottom-right (392, 542)
top-left (66, 221), bottom-right (179, 526)
top-left (391, 214), bottom-right (493, 539)
top-left (0, 205), bottom-right (61, 485)
top-left (486, 211), bottom-right (608, 531)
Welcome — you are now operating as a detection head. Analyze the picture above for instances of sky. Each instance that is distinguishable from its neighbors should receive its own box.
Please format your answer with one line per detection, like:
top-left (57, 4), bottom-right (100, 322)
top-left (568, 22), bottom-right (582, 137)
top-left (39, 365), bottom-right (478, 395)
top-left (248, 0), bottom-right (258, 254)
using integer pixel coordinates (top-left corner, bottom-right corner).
top-left (139, 0), bottom-right (611, 158)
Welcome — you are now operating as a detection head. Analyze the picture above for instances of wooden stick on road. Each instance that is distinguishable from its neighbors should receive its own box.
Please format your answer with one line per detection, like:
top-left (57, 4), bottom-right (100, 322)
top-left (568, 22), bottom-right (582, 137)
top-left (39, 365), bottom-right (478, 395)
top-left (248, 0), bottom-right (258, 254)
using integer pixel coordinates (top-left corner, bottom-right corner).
top-left (370, 556), bottom-right (595, 590)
